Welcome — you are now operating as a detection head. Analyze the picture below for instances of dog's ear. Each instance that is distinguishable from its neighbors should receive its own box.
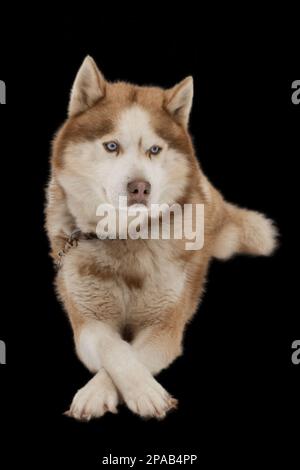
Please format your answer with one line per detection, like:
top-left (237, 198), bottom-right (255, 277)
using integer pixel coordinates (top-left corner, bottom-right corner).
top-left (165, 77), bottom-right (193, 128)
top-left (68, 56), bottom-right (106, 117)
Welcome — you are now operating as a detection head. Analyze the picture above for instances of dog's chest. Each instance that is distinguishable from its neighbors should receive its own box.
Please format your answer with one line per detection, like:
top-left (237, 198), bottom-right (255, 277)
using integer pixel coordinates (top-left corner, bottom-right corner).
top-left (63, 239), bottom-right (186, 322)
top-left (97, 239), bottom-right (185, 298)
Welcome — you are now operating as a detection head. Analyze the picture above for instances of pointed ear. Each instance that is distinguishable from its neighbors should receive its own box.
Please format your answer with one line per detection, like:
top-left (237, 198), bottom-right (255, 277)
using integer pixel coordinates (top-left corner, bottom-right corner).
top-left (68, 56), bottom-right (106, 117)
top-left (165, 76), bottom-right (193, 127)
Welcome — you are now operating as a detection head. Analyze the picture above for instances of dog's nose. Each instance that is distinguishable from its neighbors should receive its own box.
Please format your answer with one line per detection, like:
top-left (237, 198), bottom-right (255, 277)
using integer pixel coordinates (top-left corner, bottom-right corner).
top-left (127, 180), bottom-right (151, 204)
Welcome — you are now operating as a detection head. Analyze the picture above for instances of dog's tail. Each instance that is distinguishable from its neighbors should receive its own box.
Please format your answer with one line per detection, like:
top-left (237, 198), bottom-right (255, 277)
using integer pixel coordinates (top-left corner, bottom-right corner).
top-left (212, 203), bottom-right (278, 260)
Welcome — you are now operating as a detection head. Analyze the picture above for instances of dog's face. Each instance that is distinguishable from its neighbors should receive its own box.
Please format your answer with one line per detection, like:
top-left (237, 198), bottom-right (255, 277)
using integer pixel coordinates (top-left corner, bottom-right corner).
top-left (53, 56), bottom-right (199, 229)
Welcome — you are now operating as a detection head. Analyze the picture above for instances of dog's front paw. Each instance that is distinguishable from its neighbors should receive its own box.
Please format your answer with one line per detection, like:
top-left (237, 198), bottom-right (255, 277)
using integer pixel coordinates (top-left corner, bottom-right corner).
top-left (65, 369), bottom-right (119, 421)
top-left (123, 374), bottom-right (177, 420)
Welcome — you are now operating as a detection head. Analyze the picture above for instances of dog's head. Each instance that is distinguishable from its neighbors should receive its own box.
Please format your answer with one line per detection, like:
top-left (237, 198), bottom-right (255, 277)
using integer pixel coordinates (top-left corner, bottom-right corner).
top-left (53, 56), bottom-right (200, 229)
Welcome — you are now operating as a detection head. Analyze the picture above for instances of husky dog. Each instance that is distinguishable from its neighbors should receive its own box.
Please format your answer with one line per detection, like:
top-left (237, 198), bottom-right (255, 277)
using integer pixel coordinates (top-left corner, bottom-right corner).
top-left (45, 56), bottom-right (277, 421)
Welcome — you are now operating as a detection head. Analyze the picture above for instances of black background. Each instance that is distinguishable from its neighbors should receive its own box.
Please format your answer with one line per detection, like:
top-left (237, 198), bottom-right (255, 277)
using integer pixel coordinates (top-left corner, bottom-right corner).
top-left (0, 10), bottom-right (299, 468)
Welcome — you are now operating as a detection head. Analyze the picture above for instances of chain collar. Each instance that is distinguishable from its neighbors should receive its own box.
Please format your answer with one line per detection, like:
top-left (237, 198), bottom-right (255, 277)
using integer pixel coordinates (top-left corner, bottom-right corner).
top-left (55, 229), bottom-right (98, 271)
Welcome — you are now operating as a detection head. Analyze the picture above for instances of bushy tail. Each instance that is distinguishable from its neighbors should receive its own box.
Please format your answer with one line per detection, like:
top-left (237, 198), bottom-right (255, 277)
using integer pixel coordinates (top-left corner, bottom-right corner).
top-left (213, 203), bottom-right (278, 260)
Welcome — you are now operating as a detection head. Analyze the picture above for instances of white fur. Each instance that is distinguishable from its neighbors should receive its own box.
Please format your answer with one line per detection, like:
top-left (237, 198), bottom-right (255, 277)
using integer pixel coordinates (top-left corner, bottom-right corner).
top-left (68, 369), bottom-right (118, 420)
top-left (58, 105), bottom-right (190, 234)
top-left (76, 327), bottom-right (103, 373)
top-left (69, 321), bottom-right (176, 419)
top-left (241, 211), bottom-right (277, 255)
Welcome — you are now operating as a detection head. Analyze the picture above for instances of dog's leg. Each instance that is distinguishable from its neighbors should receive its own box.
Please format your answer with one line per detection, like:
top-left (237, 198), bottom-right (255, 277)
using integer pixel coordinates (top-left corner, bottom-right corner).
top-left (132, 319), bottom-right (185, 376)
top-left (68, 319), bottom-right (177, 420)
top-left (65, 368), bottom-right (119, 421)
top-left (65, 325), bottom-right (120, 421)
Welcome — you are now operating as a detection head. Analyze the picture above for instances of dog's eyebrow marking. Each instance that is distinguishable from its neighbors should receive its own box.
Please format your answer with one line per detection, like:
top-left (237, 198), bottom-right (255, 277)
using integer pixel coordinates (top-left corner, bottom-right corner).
top-left (138, 137), bottom-right (143, 150)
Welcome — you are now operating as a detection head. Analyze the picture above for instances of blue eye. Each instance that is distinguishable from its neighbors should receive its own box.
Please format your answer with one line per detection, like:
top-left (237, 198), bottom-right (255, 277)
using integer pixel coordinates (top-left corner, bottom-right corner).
top-left (149, 145), bottom-right (162, 155)
top-left (103, 141), bottom-right (119, 153)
